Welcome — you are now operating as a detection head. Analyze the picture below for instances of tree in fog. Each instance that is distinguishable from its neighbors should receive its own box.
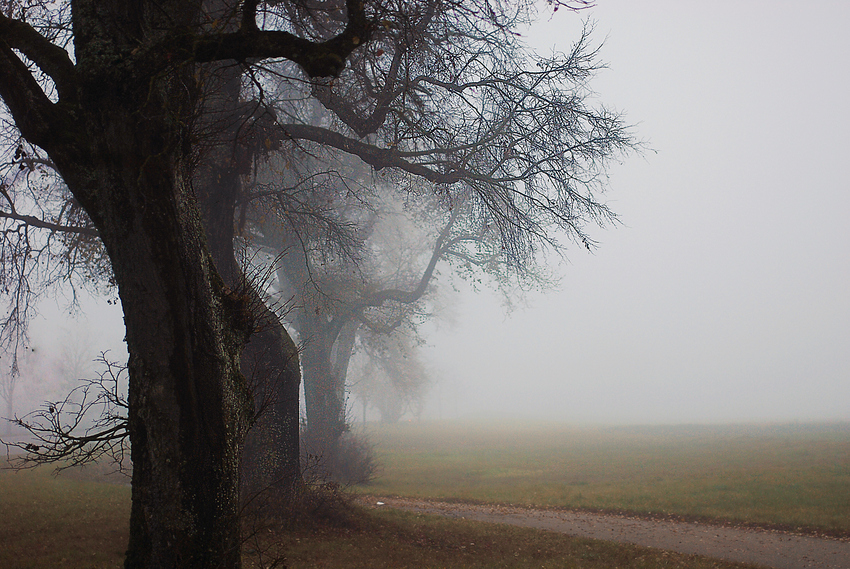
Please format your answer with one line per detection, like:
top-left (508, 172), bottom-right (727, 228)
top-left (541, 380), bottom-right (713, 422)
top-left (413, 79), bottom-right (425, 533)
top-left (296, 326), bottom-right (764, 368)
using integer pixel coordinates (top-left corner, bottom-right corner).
top-left (0, 348), bottom-right (21, 434)
top-left (54, 328), bottom-right (96, 385)
top-left (0, 345), bottom-right (46, 433)
top-left (350, 330), bottom-right (430, 423)
top-left (0, 1), bottom-right (370, 566)
top-left (247, 155), bottom-right (461, 466)
top-left (247, 149), bottom-right (521, 475)
top-left (1, 0), bottom-right (628, 565)
top-left (238, 4), bottom-right (631, 471)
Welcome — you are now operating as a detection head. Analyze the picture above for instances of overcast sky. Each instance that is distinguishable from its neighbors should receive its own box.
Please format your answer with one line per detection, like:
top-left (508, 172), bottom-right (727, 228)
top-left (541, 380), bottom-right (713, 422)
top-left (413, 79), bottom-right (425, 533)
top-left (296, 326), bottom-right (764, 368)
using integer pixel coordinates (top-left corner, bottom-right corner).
top-left (423, 1), bottom-right (850, 424)
top-left (25, 2), bottom-right (850, 426)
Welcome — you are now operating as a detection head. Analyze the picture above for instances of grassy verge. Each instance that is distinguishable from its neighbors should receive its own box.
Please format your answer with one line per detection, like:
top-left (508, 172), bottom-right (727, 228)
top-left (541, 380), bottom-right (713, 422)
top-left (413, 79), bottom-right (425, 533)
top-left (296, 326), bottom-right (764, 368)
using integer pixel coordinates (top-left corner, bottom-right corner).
top-left (356, 421), bottom-right (850, 533)
top-left (2, 462), bottom-right (761, 569)
top-left (250, 507), bottom-right (763, 569)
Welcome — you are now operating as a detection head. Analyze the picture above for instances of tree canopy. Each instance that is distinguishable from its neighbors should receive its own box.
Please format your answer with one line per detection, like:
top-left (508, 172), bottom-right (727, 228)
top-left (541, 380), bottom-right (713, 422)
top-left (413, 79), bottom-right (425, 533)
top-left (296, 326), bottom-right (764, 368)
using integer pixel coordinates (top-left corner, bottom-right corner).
top-left (1, 1), bottom-right (631, 566)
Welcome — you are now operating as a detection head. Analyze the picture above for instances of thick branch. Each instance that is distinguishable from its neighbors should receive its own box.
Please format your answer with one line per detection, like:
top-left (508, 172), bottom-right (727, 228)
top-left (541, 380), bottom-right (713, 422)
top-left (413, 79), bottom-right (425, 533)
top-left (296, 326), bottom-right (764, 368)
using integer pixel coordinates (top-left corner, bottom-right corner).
top-left (311, 1), bottom-right (439, 137)
top-left (0, 209), bottom-right (99, 237)
top-left (0, 13), bottom-right (76, 99)
top-left (191, 0), bottom-right (371, 78)
top-left (0, 42), bottom-right (63, 149)
top-left (279, 123), bottom-right (461, 184)
top-left (242, 0), bottom-right (261, 33)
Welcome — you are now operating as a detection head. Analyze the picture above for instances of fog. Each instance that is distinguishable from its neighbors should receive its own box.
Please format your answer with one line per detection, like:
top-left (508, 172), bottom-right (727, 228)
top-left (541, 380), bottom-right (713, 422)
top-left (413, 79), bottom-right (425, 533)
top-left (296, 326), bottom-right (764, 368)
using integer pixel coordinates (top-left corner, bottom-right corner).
top-left (420, 2), bottom-right (850, 424)
top-left (16, 2), bottom-right (850, 427)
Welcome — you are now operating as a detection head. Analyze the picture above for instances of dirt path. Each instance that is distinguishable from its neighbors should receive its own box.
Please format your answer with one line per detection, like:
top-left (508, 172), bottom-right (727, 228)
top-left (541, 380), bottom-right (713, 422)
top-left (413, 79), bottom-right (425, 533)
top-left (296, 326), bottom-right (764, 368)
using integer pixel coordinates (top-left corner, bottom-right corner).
top-left (361, 497), bottom-right (850, 569)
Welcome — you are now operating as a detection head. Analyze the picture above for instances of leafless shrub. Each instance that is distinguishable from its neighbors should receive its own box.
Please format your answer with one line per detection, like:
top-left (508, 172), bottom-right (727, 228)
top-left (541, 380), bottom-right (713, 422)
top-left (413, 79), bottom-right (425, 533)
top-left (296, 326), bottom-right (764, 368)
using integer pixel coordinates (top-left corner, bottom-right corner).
top-left (300, 425), bottom-right (379, 486)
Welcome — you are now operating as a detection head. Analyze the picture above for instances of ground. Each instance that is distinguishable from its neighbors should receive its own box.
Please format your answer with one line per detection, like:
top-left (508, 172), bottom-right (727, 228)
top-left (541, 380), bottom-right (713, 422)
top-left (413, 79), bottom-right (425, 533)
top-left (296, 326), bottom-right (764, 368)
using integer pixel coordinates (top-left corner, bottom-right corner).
top-left (360, 496), bottom-right (850, 569)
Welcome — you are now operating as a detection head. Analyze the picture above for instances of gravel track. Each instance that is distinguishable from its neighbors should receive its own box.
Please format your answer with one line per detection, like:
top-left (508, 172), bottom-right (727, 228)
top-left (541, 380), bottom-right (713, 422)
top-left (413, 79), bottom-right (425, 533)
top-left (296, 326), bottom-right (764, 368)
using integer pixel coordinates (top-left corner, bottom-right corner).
top-left (362, 497), bottom-right (850, 569)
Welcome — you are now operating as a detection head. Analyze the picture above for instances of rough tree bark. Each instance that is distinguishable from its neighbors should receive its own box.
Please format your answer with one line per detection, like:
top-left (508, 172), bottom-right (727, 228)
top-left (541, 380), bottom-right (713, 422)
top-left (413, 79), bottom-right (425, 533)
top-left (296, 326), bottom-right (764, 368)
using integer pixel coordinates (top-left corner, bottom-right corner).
top-left (0, 1), bottom-right (370, 566)
top-left (193, 59), bottom-right (302, 500)
top-left (83, 104), bottom-right (252, 568)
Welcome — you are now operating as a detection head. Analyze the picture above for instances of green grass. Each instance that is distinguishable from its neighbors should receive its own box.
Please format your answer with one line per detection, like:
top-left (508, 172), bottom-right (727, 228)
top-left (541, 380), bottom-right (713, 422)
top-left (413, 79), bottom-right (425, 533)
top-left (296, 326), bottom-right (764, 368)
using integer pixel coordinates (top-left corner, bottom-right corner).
top-left (5, 421), bottom-right (848, 567)
top-left (0, 463), bottom-right (131, 569)
top-left (1, 461), bottom-right (761, 569)
top-left (259, 507), bottom-right (763, 569)
top-left (356, 420), bottom-right (850, 533)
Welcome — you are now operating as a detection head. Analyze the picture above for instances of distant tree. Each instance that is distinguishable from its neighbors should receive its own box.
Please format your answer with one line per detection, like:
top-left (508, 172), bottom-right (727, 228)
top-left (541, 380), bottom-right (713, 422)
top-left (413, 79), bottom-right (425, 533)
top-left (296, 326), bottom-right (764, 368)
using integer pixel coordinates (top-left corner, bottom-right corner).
top-left (350, 330), bottom-right (429, 424)
top-left (0, 348), bottom-right (22, 435)
top-left (235, 3), bottom-right (633, 474)
top-left (249, 168), bottom-right (495, 473)
top-left (55, 328), bottom-right (96, 384)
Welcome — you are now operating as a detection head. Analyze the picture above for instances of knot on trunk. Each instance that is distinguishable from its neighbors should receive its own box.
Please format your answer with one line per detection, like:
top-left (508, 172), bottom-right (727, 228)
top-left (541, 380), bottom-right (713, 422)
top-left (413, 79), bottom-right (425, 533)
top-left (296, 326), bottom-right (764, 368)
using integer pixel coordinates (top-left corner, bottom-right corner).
top-left (220, 284), bottom-right (257, 338)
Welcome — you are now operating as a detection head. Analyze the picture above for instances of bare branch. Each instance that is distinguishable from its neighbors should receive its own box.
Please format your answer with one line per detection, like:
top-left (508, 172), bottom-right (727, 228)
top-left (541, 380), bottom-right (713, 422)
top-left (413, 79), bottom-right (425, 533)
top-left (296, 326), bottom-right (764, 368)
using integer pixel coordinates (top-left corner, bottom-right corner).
top-left (0, 208), bottom-right (98, 236)
top-left (278, 122), bottom-right (461, 183)
top-left (2, 353), bottom-right (129, 474)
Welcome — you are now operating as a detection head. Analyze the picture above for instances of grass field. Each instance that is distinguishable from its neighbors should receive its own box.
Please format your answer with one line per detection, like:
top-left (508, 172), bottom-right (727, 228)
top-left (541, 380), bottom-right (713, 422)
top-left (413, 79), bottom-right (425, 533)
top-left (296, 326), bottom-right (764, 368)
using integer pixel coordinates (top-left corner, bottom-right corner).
top-left (356, 420), bottom-right (850, 533)
top-left (3, 420), bottom-right (846, 567)
top-left (0, 463), bottom-right (762, 569)
top-left (0, 462), bottom-right (131, 568)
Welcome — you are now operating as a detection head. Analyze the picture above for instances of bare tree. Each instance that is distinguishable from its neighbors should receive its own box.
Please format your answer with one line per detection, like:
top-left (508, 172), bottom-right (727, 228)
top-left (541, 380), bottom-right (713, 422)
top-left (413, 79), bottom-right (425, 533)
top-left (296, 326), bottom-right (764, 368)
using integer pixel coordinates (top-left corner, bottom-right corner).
top-left (350, 330), bottom-right (429, 424)
top-left (1, 1), bottom-right (371, 566)
top-left (0, 348), bottom-right (20, 434)
top-left (55, 327), bottom-right (96, 383)
top-left (256, 5), bottom-right (630, 266)
top-left (245, 134), bottom-right (563, 475)
top-left (1, 1), bottom-right (630, 565)
top-left (234, 4), bottom-right (634, 473)
top-left (248, 167), bottom-right (479, 472)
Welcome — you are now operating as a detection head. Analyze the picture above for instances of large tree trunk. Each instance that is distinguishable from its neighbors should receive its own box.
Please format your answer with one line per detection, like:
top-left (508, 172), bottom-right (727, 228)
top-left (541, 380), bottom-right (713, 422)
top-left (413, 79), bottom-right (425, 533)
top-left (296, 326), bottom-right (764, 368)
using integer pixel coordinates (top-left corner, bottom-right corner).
top-left (1, 0), bottom-right (371, 565)
top-left (192, 58), bottom-right (302, 500)
top-left (80, 142), bottom-right (251, 568)
top-left (299, 311), bottom-right (346, 458)
top-left (240, 305), bottom-right (302, 499)
top-left (117, 182), bottom-right (250, 569)
top-left (45, 43), bottom-right (253, 569)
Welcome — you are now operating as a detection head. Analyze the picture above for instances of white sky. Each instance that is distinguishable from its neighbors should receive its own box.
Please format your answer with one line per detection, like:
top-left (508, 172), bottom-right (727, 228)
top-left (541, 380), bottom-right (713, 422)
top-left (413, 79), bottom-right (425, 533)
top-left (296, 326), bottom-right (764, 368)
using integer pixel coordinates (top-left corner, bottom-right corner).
top-left (23, 2), bottom-right (850, 425)
top-left (423, 1), bottom-right (850, 424)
